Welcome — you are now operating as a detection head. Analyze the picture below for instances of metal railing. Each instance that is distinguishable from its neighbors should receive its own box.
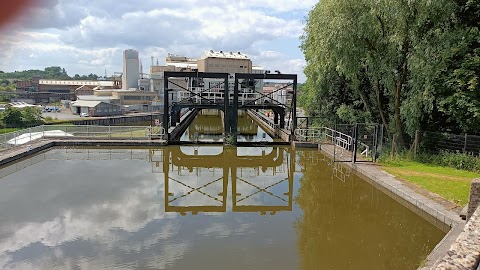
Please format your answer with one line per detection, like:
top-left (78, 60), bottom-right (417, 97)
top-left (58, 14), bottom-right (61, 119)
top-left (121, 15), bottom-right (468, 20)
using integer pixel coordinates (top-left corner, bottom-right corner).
top-left (250, 110), bottom-right (290, 138)
top-left (0, 125), bottom-right (166, 152)
top-left (295, 127), bottom-right (354, 151)
top-left (176, 90), bottom-right (283, 106)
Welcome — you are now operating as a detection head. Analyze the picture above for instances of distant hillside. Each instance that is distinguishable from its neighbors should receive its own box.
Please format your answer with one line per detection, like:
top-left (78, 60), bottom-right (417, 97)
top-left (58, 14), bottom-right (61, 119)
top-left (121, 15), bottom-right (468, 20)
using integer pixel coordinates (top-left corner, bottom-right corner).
top-left (0, 66), bottom-right (99, 81)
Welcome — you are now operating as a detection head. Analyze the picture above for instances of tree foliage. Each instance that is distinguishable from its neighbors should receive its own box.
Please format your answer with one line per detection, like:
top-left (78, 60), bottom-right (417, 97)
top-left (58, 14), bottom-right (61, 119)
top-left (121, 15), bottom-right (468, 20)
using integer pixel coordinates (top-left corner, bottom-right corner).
top-left (301, 0), bottom-right (480, 148)
top-left (0, 66), bottom-right (100, 81)
top-left (0, 107), bottom-right (44, 128)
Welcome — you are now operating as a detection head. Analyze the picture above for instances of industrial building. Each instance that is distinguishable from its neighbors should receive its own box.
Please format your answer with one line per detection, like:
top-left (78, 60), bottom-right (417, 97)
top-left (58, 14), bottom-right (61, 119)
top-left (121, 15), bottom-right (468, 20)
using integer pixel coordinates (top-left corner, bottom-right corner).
top-left (147, 50), bottom-right (264, 102)
top-left (15, 76), bottom-right (41, 92)
top-left (70, 100), bottom-right (122, 117)
top-left (198, 50), bottom-right (252, 73)
top-left (38, 79), bottom-right (114, 93)
top-left (52, 49), bottom-right (272, 116)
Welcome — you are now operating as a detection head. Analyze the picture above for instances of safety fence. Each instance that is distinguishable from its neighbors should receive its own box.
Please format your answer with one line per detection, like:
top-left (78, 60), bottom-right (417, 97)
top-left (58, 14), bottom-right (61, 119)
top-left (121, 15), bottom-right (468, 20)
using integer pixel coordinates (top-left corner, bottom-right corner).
top-left (419, 131), bottom-right (480, 156)
top-left (249, 110), bottom-right (290, 139)
top-left (294, 127), bottom-right (353, 150)
top-left (295, 123), bottom-right (381, 162)
top-left (0, 125), bottom-right (166, 152)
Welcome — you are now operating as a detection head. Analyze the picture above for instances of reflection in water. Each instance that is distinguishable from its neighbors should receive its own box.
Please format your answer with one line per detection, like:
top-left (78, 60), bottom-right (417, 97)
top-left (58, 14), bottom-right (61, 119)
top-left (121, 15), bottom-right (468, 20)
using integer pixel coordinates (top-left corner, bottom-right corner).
top-left (181, 111), bottom-right (273, 142)
top-left (0, 147), bottom-right (445, 270)
top-left (161, 146), bottom-right (293, 215)
top-left (295, 150), bottom-right (445, 270)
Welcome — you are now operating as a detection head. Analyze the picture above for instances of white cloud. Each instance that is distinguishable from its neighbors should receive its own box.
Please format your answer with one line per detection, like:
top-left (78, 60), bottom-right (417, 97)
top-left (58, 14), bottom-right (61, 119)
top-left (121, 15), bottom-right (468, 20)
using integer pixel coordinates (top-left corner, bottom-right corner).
top-left (0, 0), bottom-right (309, 81)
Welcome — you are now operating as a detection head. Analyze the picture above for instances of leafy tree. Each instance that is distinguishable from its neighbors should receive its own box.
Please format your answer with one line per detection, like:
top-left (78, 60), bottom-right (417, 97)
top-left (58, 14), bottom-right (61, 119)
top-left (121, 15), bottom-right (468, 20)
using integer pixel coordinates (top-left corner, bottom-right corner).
top-left (2, 108), bottom-right (23, 127)
top-left (300, 0), bottom-right (477, 150)
top-left (0, 67), bottom-right (101, 84)
top-left (22, 107), bottom-right (43, 126)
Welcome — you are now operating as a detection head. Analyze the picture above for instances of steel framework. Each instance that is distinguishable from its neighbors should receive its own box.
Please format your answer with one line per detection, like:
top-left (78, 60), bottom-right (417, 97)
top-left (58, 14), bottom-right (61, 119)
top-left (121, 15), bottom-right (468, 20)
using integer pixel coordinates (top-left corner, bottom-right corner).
top-left (162, 71), bottom-right (298, 143)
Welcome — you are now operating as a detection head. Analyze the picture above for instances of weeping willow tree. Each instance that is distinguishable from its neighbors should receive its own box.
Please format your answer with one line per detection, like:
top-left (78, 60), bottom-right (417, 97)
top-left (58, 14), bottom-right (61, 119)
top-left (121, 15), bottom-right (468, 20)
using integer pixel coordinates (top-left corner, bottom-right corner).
top-left (300, 0), bottom-right (479, 149)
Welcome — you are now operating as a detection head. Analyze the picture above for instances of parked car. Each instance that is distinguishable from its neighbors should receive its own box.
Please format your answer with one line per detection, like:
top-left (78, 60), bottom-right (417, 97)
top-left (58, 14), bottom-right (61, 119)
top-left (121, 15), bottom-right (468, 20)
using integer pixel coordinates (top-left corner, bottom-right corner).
top-left (80, 113), bottom-right (89, 117)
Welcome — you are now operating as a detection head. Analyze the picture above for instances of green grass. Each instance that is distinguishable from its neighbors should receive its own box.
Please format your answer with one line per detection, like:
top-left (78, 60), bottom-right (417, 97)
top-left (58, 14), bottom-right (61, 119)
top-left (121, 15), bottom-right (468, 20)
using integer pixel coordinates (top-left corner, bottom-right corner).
top-left (381, 160), bottom-right (480, 206)
top-left (0, 128), bottom-right (21, 134)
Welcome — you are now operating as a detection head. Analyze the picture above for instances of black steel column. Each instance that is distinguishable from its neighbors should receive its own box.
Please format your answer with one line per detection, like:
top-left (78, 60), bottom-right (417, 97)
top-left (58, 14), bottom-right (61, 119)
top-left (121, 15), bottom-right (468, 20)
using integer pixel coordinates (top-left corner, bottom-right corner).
top-left (231, 76), bottom-right (239, 143)
top-left (223, 76), bottom-right (230, 136)
top-left (274, 111), bottom-right (279, 125)
top-left (353, 123), bottom-right (359, 163)
top-left (163, 77), bottom-right (169, 141)
top-left (291, 76), bottom-right (297, 141)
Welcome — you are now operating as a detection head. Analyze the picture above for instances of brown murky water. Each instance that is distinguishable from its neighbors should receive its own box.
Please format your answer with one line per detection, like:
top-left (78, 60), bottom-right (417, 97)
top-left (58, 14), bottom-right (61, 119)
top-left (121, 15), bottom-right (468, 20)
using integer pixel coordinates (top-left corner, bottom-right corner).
top-left (0, 145), bottom-right (445, 270)
top-left (0, 111), bottom-right (445, 269)
top-left (181, 111), bottom-right (275, 142)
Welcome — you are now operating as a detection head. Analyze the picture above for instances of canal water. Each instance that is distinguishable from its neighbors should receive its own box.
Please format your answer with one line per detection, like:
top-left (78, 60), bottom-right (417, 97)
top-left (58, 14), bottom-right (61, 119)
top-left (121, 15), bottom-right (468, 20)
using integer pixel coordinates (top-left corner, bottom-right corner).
top-left (181, 111), bottom-right (275, 142)
top-left (0, 146), bottom-right (445, 270)
top-left (0, 112), bottom-right (445, 269)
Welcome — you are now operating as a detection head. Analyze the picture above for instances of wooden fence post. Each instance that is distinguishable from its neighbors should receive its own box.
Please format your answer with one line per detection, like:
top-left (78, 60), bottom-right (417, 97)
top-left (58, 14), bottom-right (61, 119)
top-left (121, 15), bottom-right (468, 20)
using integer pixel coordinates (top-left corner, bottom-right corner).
top-left (413, 130), bottom-right (419, 159)
top-left (391, 135), bottom-right (396, 160)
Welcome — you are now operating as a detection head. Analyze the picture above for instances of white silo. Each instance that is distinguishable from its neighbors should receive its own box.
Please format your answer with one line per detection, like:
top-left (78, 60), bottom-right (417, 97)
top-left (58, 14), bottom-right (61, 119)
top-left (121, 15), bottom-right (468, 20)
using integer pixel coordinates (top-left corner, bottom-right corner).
top-left (122, 49), bottom-right (140, 89)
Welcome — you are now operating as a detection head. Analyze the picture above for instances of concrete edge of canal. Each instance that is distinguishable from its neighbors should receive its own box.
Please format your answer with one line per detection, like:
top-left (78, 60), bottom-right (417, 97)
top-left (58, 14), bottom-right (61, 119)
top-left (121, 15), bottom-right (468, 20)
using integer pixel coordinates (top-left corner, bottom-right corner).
top-left (0, 139), bottom-right (168, 167)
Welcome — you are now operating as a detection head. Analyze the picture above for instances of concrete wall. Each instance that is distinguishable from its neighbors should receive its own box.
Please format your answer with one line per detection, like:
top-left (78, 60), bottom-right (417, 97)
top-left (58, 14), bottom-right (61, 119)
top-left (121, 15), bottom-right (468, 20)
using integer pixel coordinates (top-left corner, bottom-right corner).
top-left (69, 113), bottom-right (162, 126)
top-left (198, 57), bottom-right (252, 73)
top-left (91, 103), bottom-right (122, 116)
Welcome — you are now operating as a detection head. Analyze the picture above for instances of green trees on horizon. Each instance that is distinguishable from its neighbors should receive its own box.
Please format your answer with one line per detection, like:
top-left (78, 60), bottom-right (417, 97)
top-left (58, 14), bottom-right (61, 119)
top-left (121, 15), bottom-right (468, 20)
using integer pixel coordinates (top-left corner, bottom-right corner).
top-left (0, 66), bottom-right (100, 81)
top-left (300, 0), bottom-right (480, 148)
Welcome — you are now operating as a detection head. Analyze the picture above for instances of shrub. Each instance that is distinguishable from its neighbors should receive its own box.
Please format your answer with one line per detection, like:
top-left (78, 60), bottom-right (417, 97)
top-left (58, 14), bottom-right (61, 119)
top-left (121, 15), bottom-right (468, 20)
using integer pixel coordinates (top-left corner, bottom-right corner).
top-left (416, 151), bottom-right (480, 172)
top-left (379, 149), bottom-right (480, 172)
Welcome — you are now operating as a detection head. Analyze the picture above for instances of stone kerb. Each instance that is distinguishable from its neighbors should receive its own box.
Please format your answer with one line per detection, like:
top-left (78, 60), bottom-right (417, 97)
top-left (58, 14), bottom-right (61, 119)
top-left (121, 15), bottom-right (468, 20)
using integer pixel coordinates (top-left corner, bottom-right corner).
top-left (434, 206), bottom-right (480, 269)
top-left (433, 179), bottom-right (480, 270)
top-left (467, 179), bottom-right (480, 220)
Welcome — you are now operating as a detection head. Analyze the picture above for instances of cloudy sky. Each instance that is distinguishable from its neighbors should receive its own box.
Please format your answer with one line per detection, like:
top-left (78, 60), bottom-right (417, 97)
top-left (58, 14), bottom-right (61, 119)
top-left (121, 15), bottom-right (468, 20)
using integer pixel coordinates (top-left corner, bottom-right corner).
top-left (0, 0), bottom-right (315, 82)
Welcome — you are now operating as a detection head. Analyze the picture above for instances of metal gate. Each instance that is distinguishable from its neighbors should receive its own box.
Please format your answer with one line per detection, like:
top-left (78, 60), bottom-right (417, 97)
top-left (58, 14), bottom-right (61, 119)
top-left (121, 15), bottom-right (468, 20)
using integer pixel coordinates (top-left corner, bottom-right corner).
top-left (352, 123), bottom-right (381, 163)
top-left (331, 123), bottom-right (381, 163)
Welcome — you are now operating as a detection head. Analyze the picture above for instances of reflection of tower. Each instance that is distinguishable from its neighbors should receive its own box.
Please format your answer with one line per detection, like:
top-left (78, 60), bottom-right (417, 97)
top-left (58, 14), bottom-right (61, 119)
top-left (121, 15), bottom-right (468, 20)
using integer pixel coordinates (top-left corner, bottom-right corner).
top-left (122, 49), bottom-right (140, 89)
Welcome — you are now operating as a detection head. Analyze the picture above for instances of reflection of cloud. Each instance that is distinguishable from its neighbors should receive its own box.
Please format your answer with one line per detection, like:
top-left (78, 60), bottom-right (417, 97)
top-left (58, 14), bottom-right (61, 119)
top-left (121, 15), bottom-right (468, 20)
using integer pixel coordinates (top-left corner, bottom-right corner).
top-left (197, 222), bottom-right (253, 239)
top-left (237, 147), bottom-right (274, 156)
top-left (180, 146), bottom-right (224, 156)
top-left (0, 162), bottom-right (182, 269)
top-left (0, 147), bottom-right (294, 269)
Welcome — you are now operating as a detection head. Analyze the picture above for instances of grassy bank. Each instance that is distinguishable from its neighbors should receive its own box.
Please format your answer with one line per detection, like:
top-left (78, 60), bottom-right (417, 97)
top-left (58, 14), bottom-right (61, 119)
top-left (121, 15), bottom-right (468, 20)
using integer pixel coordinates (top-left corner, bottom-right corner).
top-left (0, 128), bottom-right (20, 134)
top-left (381, 160), bottom-right (480, 206)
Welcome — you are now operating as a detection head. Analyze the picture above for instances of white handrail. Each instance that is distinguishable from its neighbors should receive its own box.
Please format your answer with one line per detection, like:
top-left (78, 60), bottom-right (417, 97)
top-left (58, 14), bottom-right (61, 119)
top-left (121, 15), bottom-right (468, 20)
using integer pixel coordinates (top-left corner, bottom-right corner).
top-left (295, 127), bottom-right (353, 151)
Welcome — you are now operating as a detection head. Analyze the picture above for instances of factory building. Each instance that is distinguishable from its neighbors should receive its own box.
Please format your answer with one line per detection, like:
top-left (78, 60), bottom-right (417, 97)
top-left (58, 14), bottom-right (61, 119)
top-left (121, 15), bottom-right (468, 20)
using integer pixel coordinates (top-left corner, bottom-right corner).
top-left (38, 80), bottom-right (114, 93)
top-left (197, 50), bottom-right (252, 73)
top-left (122, 49), bottom-right (140, 90)
top-left (70, 100), bottom-right (122, 117)
top-left (147, 50), bottom-right (264, 101)
top-left (68, 49), bottom-right (268, 115)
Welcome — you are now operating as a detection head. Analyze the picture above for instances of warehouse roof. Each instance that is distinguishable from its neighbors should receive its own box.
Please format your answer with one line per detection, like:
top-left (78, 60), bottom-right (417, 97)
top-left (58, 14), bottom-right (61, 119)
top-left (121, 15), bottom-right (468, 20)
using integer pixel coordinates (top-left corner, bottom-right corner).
top-left (70, 100), bottom-right (103, 107)
top-left (201, 50), bottom-right (250, 59)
